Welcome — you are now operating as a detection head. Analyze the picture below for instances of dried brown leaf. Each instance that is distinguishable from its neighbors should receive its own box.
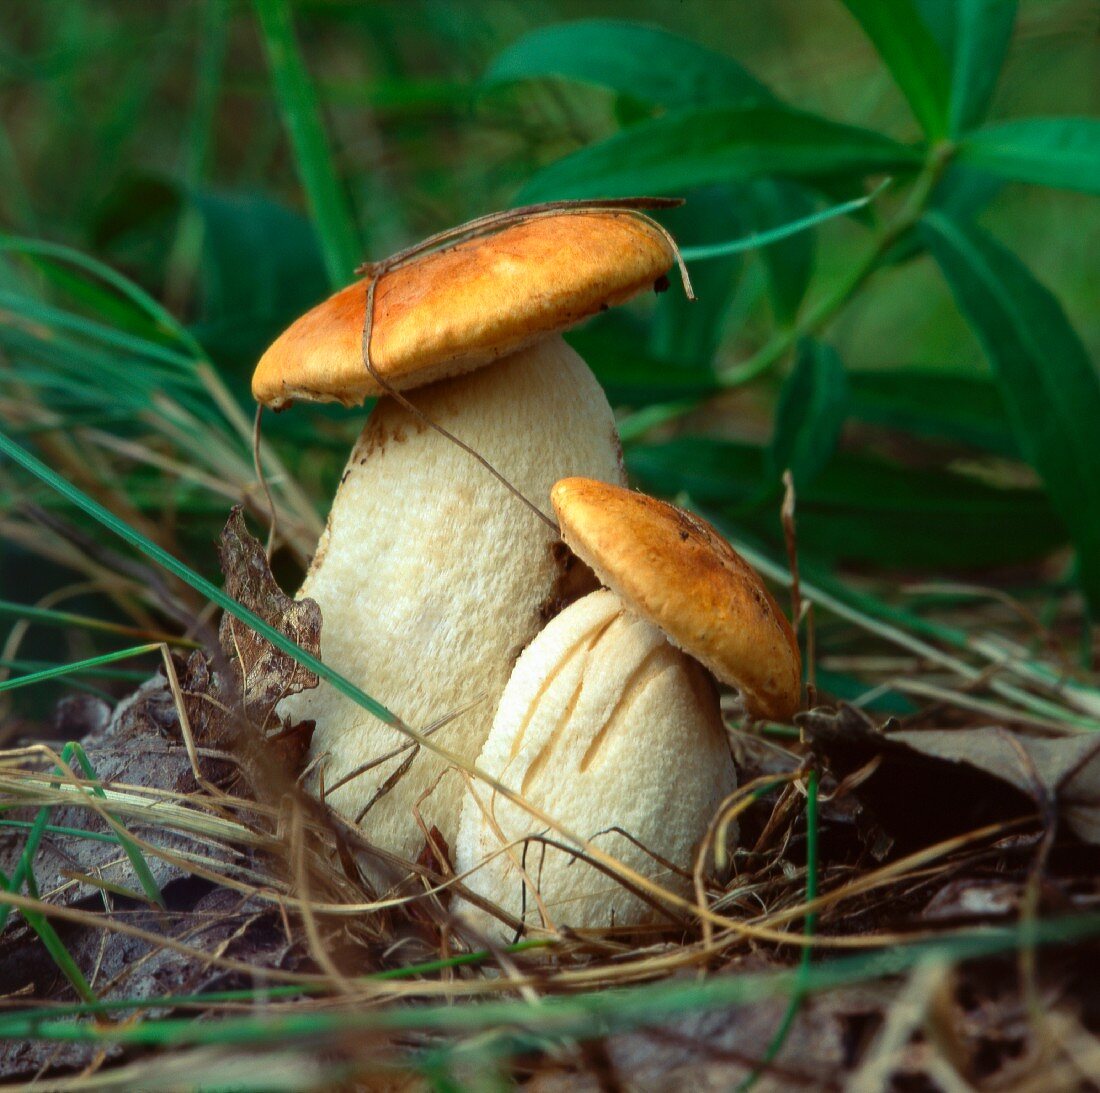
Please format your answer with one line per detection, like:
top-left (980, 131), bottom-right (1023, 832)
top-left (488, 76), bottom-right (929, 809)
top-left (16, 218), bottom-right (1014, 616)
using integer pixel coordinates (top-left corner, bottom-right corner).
top-left (805, 705), bottom-right (1100, 846)
top-left (217, 506), bottom-right (321, 729)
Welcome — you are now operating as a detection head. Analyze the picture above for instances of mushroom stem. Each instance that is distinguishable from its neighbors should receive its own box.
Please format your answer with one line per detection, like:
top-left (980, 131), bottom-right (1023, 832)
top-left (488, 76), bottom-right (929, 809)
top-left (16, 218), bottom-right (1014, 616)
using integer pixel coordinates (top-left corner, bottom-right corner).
top-left (279, 335), bottom-right (625, 871)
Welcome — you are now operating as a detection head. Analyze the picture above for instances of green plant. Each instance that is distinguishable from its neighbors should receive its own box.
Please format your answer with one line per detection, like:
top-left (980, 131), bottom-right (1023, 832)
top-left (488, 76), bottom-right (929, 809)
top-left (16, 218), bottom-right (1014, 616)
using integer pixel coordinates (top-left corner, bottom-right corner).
top-left (486, 5), bottom-right (1100, 617)
top-left (1, 3), bottom-right (1099, 1086)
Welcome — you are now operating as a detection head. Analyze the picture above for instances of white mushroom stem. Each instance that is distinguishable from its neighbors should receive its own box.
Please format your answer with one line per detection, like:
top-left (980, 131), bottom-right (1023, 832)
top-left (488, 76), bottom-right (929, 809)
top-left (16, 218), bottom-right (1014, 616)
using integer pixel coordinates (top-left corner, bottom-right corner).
top-left (454, 589), bottom-right (737, 935)
top-left (279, 335), bottom-right (625, 872)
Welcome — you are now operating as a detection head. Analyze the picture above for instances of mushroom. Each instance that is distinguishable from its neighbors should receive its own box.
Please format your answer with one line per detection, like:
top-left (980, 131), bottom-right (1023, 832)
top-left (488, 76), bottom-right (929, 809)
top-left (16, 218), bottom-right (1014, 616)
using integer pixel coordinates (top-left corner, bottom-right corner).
top-left (251, 212), bottom-right (676, 871)
top-left (454, 477), bottom-right (801, 934)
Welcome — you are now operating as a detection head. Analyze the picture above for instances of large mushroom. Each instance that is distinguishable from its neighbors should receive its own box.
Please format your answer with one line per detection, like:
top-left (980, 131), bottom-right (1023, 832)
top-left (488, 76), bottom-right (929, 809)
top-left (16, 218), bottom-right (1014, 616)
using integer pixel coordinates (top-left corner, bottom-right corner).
top-left (454, 477), bottom-right (801, 934)
top-left (251, 212), bottom-right (676, 871)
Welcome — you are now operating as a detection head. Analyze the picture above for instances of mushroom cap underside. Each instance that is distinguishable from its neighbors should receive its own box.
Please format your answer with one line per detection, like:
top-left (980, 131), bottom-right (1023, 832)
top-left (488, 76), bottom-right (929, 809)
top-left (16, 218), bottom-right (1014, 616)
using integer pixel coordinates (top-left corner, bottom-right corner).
top-left (550, 477), bottom-right (802, 722)
top-left (252, 211), bottom-right (674, 409)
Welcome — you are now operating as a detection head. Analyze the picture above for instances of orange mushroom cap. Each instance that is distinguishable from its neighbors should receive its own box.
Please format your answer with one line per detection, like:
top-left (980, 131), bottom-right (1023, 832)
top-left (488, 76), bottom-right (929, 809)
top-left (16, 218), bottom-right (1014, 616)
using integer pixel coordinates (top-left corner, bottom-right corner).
top-left (252, 211), bottom-right (674, 410)
top-left (551, 477), bottom-right (802, 722)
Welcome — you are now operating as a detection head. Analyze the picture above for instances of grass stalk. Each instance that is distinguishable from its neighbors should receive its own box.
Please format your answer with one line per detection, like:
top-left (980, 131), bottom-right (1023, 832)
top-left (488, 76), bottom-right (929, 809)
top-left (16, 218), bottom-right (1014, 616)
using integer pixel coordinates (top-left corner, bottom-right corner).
top-left (738, 767), bottom-right (819, 1090)
top-left (718, 143), bottom-right (954, 388)
top-left (5, 912), bottom-right (1099, 1047)
top-left (0, 740), bottom-right (165, 937)
top-left (0, 645), bottom-right (162, 694)
top-left (253, 0), bottom-right (362, 287)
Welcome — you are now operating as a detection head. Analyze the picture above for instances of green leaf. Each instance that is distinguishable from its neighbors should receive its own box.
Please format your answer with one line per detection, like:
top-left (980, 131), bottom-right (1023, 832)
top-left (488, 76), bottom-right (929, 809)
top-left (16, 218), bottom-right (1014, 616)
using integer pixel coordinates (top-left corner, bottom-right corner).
top-left (187, 189), bottom-right (329, 366)
top-left (769, 341), bottom-right (849, 490)
top-left (913, 0), bottom-right (1017, 134)
top-left (922, 210), bottom-right (1100, 612)
top-left (947, 0), bottom-right (1017, 134)
top-left (912, 0), bottom-right (960, 57)
top-left (92, 175), bottom-right (329, 368)
top-left (651, 188), bottom-right (744, 366)
top-left (960, 118), bottom-right (1100, 195)
top-left (515, 106), bottom-right (921, 204)
top-left (628, 437), bottom-right (1065, 570)
top-left (841, 0), bottom-right (951, 139)
top-left (484, 19), bottom-right (774, 109)
top-left (567, 319), bottom-right (719, 406)
top-left (846, 369), bottom-right (1017, 456)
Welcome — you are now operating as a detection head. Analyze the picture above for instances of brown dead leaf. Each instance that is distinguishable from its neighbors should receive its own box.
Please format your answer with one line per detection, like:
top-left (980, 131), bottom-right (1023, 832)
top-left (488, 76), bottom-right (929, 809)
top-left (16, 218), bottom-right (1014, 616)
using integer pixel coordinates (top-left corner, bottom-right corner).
top-left (167, 507), bottom-right (321, 789)
top-left (3, 510), bottom-right (324, 908)
top-left (527, 965), bottom-right (894, 1091)
top-left (888, 727), bottom-right (1100, 845)
top-left (415, 825), bottom-right (452, 878)
top-left (525, 950), bottom-right (1100, 1092)
top-left (804, 705), bottom-right (1100, 846)
top-left (217, 506), bottom-right (321, 729)
top-left (921, 878), bottom-right (1020, 921)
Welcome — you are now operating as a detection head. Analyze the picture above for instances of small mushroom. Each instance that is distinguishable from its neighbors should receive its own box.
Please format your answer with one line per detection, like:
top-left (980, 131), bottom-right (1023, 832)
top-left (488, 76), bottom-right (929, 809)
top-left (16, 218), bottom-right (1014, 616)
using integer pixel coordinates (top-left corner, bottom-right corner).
top-left (553, 477), bottom-right (803, 723)
top-left (251, 213), bottom-right (675, 869)
top-left (454, 478), bottom-right (801, 934)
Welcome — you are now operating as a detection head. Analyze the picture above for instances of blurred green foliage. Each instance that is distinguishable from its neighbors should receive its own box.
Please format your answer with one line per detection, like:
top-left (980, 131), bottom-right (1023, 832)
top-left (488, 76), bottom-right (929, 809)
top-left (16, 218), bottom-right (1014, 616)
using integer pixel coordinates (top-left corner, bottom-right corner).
top-left (1, 0), bottom-right (1099, 657)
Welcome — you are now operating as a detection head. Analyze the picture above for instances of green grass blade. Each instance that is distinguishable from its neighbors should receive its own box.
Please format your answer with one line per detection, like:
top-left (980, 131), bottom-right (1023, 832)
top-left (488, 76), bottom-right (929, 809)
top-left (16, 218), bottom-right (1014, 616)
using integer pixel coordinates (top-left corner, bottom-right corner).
top-left (22, 871), bottom-right (99, 1006)
top-left (0, 288), bottom-right (196, 370)
top-left (0, 599), bottom-right (194, 645)
top-left (0, 940), bottom-right (551, 1035)
top-left (1, 799), bottom-right (54, 933)
top-left (0, 820), bottom-right (127, 845)
top-left (0, 656), bottom-right (151, 686)
top-left (253, 0), bottom-right (361, 288)
top-left (0, 234), bottom-right (205, 359)
top-left (66, 742), bottom-right (166, 910)
top-left (0, 645), bottom-right (161, 693)
top-left (7, 913), bottom-right (1100, 1047)
top-left (679, 182), bottom-right (885, 262)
